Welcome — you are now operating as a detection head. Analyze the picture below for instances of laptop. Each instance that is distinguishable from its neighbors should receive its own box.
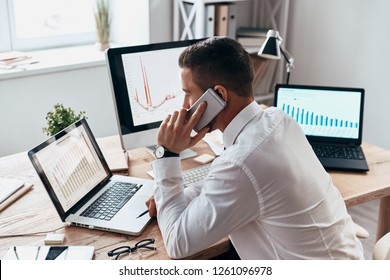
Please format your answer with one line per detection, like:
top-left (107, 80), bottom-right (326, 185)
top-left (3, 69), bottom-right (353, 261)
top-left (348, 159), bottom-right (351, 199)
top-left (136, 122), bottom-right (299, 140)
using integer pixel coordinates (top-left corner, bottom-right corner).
top-left (274, 84), bottom-right (369, 172)
top-left (28, 118), bottom-right (154, 236)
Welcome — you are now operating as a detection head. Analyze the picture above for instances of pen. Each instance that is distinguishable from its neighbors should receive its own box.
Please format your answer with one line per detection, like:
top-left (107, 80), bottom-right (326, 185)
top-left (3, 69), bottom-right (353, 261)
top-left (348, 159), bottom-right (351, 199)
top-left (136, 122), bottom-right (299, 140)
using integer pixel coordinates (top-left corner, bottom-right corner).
top-left (137, 209), bottom-right (149, 219)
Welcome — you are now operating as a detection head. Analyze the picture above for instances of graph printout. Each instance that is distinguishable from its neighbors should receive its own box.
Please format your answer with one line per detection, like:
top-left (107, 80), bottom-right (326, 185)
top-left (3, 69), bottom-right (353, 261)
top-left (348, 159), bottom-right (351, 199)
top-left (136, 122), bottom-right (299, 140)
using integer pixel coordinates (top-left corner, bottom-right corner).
top-left (35, 126), bottom-right (107, 212)
top-left (122, 47), bottom-right (186, 126)
top-left (276, 88), bottom-right (361, 139)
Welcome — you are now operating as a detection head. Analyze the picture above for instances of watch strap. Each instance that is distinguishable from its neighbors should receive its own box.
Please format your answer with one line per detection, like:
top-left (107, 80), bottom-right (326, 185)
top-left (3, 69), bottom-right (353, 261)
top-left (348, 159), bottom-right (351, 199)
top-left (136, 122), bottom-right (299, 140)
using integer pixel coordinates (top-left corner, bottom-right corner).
top-left (163, 149), bottom-right (180, 158)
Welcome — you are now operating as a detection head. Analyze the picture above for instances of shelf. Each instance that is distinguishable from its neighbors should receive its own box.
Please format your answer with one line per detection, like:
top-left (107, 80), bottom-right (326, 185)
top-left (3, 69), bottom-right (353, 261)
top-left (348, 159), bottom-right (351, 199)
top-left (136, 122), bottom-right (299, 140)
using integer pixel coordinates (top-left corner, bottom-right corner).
top-left (173, 0), bottom-right (290, 101)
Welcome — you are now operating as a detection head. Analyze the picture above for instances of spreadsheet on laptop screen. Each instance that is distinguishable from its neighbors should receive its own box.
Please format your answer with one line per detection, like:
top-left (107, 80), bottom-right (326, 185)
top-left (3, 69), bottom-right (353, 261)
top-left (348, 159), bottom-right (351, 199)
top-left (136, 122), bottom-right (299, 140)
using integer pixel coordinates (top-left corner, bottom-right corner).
top-left (34, 125), bottom-right (108, 212)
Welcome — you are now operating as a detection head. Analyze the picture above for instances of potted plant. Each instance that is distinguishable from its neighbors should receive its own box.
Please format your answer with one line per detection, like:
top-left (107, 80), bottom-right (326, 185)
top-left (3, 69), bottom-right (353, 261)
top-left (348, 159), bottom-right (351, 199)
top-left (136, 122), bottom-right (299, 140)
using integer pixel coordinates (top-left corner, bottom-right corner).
top-left (43, 103), bottom-right (86, 136)
top-left (94, 0), bottom-right (111, 51)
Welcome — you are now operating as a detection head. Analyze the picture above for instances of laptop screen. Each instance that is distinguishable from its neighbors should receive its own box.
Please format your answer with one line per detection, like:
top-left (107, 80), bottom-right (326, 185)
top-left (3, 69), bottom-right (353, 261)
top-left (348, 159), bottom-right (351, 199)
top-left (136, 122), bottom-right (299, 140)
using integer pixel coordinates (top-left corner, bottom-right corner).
top-left (275, 84), bottom-right (364, 142)
top-left (29, 119), bottom-right (110, 213)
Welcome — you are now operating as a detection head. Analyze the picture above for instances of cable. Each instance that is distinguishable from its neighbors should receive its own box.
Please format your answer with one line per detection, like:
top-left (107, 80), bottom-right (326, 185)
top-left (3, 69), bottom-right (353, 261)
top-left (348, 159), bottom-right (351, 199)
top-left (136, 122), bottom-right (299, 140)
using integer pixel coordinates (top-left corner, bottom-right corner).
top-left (0, 225), bottom-right (66, 239)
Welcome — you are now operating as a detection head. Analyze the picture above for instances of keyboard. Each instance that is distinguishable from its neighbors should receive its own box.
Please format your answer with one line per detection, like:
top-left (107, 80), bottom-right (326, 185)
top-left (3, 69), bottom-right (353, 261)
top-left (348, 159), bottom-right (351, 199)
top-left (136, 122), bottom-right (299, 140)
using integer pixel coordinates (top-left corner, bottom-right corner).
top-left (147, 163), bottom-right (211, 187)
top-left (182, 163), bottom-right (211, 186)
top-left (81, 181), bottom-right (142, 221)
top-left (312, 144), bottom-right (365, 160)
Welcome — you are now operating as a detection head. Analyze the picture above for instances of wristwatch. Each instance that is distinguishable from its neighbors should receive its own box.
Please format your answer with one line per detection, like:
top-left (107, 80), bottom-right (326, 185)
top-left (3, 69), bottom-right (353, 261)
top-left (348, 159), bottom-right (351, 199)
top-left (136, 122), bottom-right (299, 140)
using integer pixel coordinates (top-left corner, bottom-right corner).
top-left (153, 145), bottom-right (180, 159)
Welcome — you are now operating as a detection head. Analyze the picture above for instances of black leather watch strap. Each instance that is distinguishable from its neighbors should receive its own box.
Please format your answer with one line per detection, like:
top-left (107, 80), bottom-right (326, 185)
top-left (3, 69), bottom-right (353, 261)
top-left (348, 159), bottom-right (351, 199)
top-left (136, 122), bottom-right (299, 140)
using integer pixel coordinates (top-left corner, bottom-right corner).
top-left (163, 150), bottom-right (180, 158)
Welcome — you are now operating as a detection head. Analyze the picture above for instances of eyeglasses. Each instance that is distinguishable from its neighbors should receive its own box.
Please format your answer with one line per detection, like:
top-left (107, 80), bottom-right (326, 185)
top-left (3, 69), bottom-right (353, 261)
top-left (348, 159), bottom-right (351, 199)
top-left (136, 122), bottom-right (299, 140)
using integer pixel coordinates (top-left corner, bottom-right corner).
top-left (107, 238), bottom-right (156, 260)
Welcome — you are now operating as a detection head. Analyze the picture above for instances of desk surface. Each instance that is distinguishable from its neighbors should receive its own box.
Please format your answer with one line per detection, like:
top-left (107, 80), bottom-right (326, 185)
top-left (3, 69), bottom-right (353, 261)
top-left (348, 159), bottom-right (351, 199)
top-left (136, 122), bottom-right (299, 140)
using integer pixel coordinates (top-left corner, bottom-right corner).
top-left (1, 136), bottom-right (390, 260)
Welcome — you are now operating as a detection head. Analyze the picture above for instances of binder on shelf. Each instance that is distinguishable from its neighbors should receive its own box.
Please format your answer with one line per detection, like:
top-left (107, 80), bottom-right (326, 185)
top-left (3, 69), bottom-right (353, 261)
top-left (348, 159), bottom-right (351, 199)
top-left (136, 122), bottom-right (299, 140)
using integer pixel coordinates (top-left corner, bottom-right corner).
top-left (215, 4), bottom-right (229, 36)
top-left (205, 4), bottom-right (215, 37)
top-left (214, 3), bottom-right (236, 38)
top-left (227, 3), bottom-right (236, 39)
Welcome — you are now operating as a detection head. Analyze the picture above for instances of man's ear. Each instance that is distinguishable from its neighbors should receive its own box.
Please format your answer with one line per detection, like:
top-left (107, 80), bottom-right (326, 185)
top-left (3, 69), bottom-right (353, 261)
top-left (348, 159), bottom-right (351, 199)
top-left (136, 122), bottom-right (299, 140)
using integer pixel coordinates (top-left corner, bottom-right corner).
top-left (213, 85), bottom-right (228, 102)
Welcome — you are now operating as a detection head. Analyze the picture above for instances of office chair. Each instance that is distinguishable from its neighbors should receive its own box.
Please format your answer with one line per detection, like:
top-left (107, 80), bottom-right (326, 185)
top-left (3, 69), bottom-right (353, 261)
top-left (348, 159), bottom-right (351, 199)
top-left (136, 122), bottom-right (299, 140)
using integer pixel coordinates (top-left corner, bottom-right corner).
top-left (372, 232), bottom-right (390, 260)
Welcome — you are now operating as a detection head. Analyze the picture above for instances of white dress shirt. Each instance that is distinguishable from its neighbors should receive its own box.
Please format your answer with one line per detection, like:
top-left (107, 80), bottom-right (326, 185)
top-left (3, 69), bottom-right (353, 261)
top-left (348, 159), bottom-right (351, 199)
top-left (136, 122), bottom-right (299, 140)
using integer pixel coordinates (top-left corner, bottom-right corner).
top-left (152, 101), bottom-right (364, 259)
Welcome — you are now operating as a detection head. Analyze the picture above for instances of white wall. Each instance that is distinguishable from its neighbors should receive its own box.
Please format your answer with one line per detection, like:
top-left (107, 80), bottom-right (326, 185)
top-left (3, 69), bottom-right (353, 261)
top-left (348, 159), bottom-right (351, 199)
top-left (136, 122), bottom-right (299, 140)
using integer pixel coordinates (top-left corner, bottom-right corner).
top-left (110, 0), bottom-right (172, 45)
top-left (287, 0), bottom-right (390, 149)
top-left (110, 0), bottom-right (150, 45)
top-left (2, 0), bottom-right (389, 157)
top-left (0, 66), bottom-right (118, 157)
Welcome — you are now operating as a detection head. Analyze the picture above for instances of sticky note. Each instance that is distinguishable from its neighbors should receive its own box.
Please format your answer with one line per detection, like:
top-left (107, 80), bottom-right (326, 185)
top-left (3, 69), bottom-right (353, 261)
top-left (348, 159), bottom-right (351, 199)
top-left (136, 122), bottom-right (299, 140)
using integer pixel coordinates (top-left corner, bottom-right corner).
top-left (194, 154), bottom-right (215, 164)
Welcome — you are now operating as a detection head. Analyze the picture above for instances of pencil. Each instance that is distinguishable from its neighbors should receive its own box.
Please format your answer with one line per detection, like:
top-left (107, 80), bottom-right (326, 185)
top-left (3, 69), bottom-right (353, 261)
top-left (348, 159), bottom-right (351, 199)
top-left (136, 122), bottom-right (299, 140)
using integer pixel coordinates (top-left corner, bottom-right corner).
top-left (0, 183), bottom-right (34, 212)
top-left (136, 209), bottom-right (149, 219)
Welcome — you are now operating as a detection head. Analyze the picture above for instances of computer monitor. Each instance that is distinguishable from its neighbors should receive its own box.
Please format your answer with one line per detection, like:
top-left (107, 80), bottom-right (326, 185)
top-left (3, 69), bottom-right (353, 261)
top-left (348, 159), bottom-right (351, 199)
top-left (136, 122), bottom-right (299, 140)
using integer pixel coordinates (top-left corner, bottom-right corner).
top-left (105, 39), bottom-right (203, 156)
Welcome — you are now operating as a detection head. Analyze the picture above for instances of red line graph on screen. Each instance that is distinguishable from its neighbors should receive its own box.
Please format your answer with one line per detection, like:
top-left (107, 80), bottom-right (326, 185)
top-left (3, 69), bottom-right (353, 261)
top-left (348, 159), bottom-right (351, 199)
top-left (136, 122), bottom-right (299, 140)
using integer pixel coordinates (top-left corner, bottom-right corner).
top-left (133, 58), bottom-right (178, 111)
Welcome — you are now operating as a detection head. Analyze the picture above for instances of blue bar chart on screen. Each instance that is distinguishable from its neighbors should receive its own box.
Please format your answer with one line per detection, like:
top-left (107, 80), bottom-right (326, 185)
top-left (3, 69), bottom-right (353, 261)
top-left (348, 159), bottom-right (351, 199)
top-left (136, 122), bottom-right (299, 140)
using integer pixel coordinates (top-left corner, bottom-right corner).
top-left (277, 88), bottom-right (361, 139)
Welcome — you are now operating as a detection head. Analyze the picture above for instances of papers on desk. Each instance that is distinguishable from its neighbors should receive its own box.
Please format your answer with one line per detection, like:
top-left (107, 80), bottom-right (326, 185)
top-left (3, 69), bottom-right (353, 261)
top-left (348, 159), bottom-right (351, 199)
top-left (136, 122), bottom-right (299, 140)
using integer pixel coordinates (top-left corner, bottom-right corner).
top-left (3, 246), bottom-right (94, 260)
top-left (0, 50), bottom-right (39, 70)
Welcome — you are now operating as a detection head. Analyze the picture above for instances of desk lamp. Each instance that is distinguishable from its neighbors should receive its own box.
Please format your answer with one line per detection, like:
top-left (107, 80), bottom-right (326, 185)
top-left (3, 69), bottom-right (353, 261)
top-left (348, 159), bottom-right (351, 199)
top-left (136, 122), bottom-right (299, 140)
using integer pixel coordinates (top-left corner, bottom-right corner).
top-left (257, 29), bottom-right (294, 84)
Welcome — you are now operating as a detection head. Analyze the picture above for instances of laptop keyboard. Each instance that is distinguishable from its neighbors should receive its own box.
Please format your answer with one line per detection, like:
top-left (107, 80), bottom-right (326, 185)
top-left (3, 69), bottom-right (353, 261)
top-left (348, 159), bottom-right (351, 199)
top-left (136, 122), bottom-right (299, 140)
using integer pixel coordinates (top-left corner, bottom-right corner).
top-left (81, 181), bottom-right (142, 221)
top-left (312, 144), bottom-right (365, 160)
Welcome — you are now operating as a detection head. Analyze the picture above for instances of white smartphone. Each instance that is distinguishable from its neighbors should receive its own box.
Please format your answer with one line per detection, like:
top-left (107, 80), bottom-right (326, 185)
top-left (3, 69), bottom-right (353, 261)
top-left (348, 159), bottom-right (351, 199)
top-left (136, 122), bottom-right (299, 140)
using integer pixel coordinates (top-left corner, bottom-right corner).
top-left (187, 88), bottom-right (226, 132)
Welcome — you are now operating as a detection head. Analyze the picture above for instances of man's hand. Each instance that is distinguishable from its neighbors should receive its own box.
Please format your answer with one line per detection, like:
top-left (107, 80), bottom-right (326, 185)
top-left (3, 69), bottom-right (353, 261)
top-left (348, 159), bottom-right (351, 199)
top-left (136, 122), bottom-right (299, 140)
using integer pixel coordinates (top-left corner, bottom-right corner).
top-left (146, 196), bottom-right (157, 217)
top-left (157, 102), bottom-right (209, 154)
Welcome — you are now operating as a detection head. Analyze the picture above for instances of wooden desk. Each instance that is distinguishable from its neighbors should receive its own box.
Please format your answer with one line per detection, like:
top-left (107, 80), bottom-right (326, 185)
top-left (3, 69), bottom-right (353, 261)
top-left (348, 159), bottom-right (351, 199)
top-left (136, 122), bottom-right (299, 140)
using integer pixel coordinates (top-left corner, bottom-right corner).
top-left (0, 136), bottom-right (229, 260)
top-left (1, 137), bottom-right (390, 260)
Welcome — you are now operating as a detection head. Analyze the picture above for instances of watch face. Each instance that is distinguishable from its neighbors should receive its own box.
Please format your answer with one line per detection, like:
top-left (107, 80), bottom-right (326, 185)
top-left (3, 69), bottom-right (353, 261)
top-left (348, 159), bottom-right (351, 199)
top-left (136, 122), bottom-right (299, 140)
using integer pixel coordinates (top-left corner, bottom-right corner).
top-left (154, 146), bottom-right (165, 158)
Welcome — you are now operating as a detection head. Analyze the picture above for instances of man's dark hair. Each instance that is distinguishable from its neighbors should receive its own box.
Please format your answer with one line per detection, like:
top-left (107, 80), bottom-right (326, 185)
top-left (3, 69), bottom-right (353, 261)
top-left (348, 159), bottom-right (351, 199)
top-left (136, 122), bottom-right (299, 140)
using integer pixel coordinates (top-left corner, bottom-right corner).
top-left (178, 36), bottom-right (254, 97)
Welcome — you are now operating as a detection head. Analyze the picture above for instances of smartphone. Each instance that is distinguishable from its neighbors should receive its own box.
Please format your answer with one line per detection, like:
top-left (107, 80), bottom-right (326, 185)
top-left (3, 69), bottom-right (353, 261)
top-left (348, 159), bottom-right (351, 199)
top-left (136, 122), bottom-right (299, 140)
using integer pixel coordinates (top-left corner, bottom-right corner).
top-left (187, 88), bottom-right (226, 132)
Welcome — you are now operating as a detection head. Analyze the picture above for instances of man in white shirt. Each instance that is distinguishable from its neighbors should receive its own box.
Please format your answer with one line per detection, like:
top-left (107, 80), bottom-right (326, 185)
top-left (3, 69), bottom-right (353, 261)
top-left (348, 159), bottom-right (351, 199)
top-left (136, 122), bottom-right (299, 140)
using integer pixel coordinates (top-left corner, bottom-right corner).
top-left (147, 37), bottom-right (364, 259)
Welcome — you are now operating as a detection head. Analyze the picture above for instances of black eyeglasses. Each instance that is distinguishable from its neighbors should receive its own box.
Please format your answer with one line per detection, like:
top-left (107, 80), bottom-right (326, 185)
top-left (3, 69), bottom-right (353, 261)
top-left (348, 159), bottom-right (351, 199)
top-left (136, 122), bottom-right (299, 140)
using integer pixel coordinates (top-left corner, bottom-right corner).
top-left (107, 238), bottom-right (156, 260)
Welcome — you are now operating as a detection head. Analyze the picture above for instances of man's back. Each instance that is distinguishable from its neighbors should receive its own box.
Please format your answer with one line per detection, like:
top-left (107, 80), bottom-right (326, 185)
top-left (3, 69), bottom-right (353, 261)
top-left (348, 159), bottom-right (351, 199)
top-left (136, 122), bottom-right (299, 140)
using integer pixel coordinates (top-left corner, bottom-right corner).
top-left (220, 104), bottom-right (364, 259)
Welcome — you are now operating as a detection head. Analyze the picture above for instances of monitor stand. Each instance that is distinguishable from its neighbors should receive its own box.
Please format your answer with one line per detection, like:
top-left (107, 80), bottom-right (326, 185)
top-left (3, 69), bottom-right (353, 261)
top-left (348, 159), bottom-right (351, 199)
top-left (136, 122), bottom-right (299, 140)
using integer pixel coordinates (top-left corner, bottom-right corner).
top-left (145, 146), bottom-right (197, 160)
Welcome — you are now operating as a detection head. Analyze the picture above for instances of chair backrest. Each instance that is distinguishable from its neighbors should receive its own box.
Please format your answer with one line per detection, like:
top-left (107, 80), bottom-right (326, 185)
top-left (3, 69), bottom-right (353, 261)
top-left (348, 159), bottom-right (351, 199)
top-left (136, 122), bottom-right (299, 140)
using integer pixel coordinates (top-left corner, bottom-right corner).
top-left (373, 232), bottom-right (390, 260)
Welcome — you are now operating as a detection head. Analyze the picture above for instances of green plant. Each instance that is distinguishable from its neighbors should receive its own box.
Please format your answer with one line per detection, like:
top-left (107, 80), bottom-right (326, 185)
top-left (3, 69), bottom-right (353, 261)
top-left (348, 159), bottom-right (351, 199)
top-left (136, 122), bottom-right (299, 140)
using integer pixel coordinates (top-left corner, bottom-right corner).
top-left (43, 103), bottom-right (86, 136)
top-left (94, 0), bottom-right (110, 45)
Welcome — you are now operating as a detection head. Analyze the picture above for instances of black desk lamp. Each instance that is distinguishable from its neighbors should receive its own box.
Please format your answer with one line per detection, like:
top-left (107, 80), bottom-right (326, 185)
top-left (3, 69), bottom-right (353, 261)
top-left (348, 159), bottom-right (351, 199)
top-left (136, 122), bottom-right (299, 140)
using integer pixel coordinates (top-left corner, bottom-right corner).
top-left (257, 30), bottom-right (294, 84)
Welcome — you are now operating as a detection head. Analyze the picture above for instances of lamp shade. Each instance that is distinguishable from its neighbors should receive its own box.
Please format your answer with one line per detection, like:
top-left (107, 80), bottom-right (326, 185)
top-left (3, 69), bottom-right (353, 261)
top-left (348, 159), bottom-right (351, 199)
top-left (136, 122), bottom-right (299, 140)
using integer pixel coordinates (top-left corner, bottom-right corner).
top-left (257, 30), bottom-right (281, 59)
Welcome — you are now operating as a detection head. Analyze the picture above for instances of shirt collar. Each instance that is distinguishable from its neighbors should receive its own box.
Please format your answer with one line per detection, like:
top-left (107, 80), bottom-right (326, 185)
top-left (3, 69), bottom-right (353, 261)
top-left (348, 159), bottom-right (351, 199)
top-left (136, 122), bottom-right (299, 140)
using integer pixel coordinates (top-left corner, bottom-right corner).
top-left (223, 101), bottom-right (263, 148)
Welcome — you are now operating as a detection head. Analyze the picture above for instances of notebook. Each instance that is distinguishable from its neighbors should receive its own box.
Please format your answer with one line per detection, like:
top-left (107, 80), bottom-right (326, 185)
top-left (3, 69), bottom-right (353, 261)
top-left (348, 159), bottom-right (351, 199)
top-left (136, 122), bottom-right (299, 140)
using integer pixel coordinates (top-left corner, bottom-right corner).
top-left (28, 118), bottom-right (154, 236)
top-left (274, 84), bottom-right (369, 172)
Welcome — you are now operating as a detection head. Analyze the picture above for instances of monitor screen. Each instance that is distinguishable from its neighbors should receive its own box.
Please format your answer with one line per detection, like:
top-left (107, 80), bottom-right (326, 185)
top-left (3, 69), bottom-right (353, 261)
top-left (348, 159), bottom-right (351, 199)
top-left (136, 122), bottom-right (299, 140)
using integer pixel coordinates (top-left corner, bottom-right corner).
top-left (274, 84), bottom-right (364, 144)
top-left (106, 39), bottom-right (203, 151)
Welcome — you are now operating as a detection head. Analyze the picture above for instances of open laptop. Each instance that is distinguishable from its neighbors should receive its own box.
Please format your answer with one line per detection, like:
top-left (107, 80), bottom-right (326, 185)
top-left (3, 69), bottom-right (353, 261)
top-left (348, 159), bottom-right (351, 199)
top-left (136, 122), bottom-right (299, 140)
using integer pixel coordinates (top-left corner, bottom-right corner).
top-left (28, 118), bottom-right (154, 235)
top-left (274, 84), bottom-right (369, 172)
